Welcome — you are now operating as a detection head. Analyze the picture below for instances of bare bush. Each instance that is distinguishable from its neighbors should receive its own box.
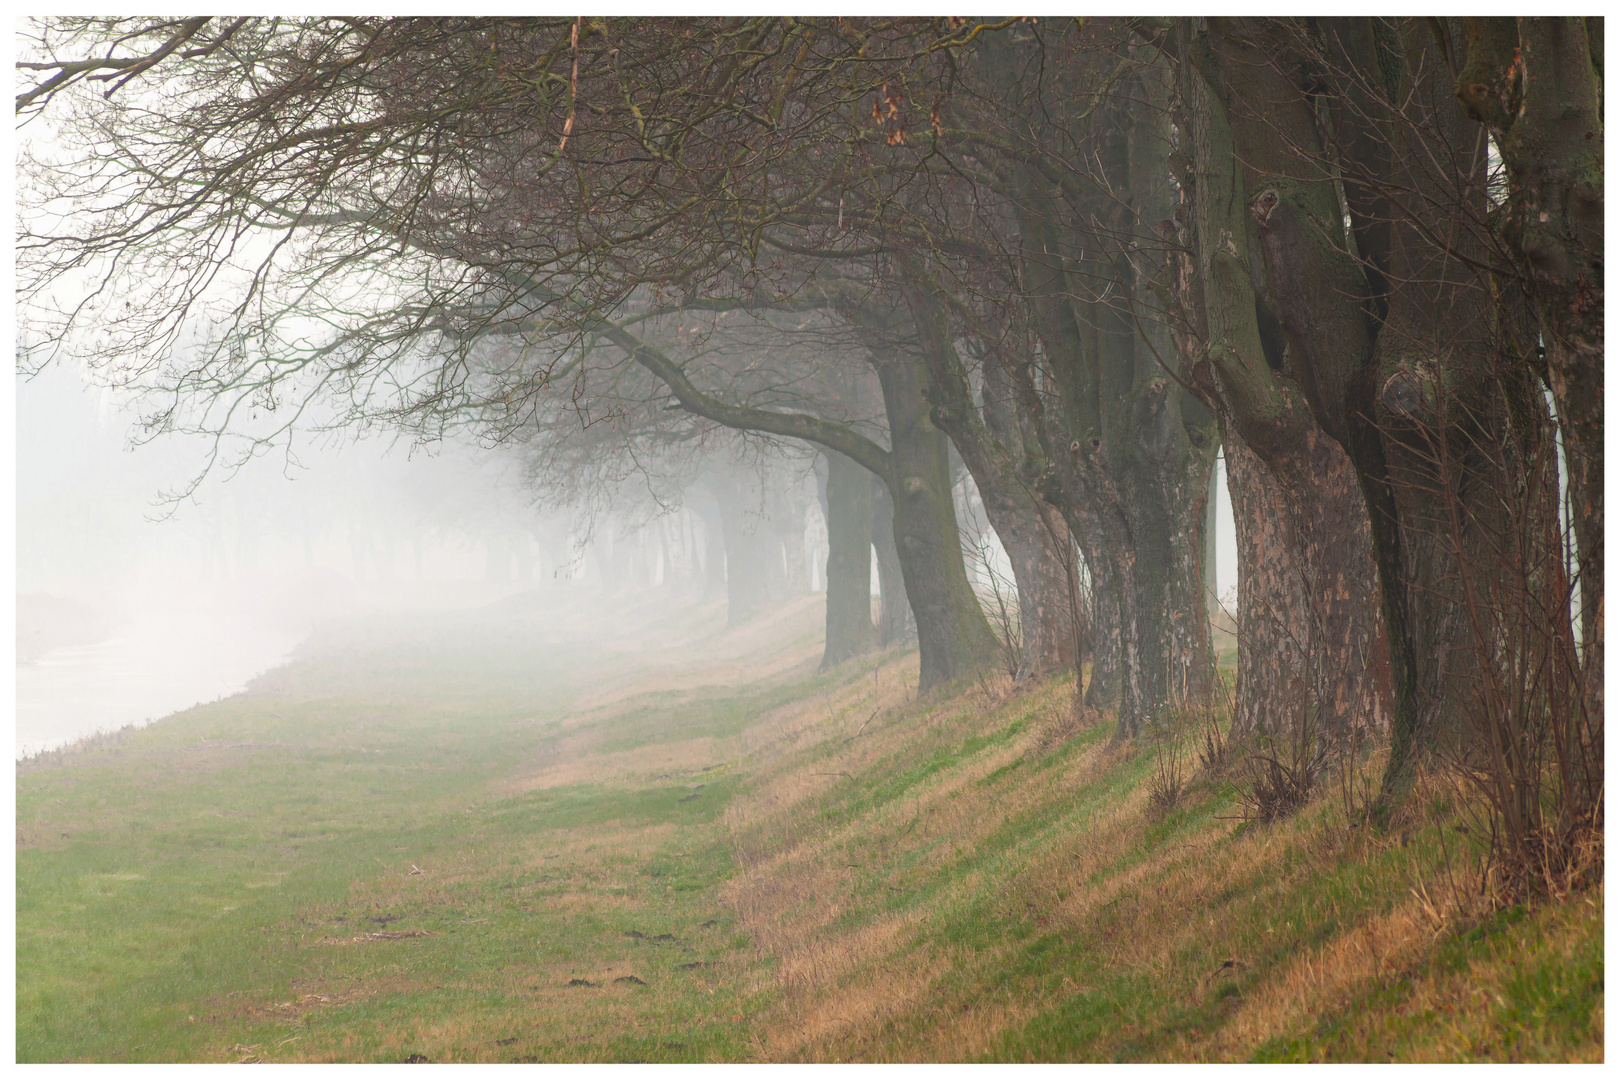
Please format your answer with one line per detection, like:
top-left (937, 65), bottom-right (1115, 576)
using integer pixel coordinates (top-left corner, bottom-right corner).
top-left (1195, 706), bottom-right (1228, 773)
top-left (1420, 393), bottom-right (1603, 902)
top-left (1237, 705), bottom-right (1325, 824)
top-left (962, 528), bottom-right (1023, 682)
top-left (1147, 720), bottom-right (1185, 817)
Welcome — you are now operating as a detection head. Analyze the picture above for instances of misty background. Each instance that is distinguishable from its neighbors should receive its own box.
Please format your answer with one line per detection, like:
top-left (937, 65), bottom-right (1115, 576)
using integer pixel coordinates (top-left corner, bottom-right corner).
top-left (15, 358), bottom-right (1241, 759)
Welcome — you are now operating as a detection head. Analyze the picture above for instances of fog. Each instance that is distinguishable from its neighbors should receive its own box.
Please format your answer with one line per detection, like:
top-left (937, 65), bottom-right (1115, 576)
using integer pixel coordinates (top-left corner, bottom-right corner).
top-left (15, 357), bottom-right (1240, 760)
top-left (13, 360), bottom-right (702, 757)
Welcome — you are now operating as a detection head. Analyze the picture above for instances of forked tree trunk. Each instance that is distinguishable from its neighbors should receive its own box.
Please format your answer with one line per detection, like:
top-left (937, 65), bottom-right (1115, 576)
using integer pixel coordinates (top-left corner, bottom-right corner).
top-left (903, 278), bottom-right (1079, 681)
top-left (998, 63), bottom-right (1217, 737)
top-left (1179, 35), bottom-right (1394, 747)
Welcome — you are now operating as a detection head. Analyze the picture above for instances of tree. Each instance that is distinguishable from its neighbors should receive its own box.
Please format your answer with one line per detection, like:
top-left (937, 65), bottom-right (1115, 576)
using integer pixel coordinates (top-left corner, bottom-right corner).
top-left (18, 16), bottom-right (1597, 812)
top-left (18, 17), bottom-right (1009, 691)
top-left (1153, 16), bottom-right (1594, 810)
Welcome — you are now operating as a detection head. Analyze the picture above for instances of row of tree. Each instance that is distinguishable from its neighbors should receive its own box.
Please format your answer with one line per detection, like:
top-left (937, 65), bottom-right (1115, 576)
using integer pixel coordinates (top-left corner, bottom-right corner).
top-left (17, 18), bottom-right (1600, 828)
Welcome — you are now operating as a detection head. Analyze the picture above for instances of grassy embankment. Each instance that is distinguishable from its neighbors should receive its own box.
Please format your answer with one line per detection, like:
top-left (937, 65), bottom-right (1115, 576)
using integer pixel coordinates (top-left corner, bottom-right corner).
top-left (16, 591), bottom-right (1602, 1062)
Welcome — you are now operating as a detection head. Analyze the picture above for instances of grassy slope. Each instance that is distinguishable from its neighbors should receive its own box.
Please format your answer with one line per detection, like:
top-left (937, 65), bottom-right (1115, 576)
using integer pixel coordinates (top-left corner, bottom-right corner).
top-left (15, 593), bottom-right (1603, 1062)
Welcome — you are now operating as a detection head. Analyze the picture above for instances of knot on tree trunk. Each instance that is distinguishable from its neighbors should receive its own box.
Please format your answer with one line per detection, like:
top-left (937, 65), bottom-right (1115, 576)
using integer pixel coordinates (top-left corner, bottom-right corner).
top-left (1250, 188), bottom-right (1280, 227)
top-left (1378, 365), bottom-right (1440, 425)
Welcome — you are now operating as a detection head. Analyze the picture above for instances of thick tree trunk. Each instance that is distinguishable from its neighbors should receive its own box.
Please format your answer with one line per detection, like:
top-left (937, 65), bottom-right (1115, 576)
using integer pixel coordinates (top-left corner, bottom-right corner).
top-left (1193, 16), bottom-right (1479, 805)
top-left (875, 354), bottom-right (1002, 692)
top-left (995, 63), bottom-right (1217, 736)
top-left (1131, 395), bottom-right (1221, 713)
top-left (1000, 513), bottom-right (1080, 679)
top-left (1178, 39), bottom-right (1395, 748)
top-left (1221, 428), bottom-right (1393, 743)
top-left (1072, 70), bottom-right (1218, 736)
top-left (1185, 16), bottom-right (1583, 808)
top-left (982, 346), bottom-right (1087, 681)
top-left (985, 319), bottom-right (1123, 712)
top-left (903, 277), bottom-right (1079, 681)
top-left (1075, 517), bottom-right (1119, 710)
top-left (1456, 17), bottom-right (1604, 727)
top-left (819, 450), bottom-right (878, 668)
top-left (1222, 436), bottom-right (1312, 739)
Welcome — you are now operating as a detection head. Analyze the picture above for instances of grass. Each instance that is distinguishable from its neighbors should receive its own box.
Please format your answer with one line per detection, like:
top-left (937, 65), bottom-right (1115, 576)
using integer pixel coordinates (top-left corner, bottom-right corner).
top-left (15, 590), bottom-right (1603, 1062)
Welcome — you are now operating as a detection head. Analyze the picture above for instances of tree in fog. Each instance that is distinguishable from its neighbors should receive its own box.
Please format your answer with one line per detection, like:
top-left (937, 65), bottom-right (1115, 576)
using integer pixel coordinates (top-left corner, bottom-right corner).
top-left (17, 17), bottom-right (1600, 846)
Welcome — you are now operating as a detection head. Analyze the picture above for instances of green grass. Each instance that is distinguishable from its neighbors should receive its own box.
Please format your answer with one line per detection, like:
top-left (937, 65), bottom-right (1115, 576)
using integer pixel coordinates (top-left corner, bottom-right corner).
top-left (16, 595), bottom-right (1603, 1062)
top-left (16, 599), bottom-right (791, 1063)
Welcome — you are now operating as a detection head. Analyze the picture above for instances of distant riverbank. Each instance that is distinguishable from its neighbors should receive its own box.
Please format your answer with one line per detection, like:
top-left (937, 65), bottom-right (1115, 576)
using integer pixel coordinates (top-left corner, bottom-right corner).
top-left (15, 614), bottom-right (303, 759)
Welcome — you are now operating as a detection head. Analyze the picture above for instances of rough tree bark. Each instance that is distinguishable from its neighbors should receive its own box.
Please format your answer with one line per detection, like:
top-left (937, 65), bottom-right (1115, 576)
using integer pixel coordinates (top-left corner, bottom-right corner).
top-left (1005, 62), bottom-right (1218, 737)
top-left (1176, 34), bottom-right (1394, 745)
top-left (1180, 16), bottom-right (1569, 806)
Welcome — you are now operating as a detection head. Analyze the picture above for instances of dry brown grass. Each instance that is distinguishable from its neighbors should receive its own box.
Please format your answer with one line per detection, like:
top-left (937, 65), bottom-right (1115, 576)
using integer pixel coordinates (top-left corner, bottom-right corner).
top-left (697, 657), bottom-right (1602, 1061)
top-left (711, 673), bottom-right (1094, 1058)
top-left (502, 736), bottom-right (733, 795)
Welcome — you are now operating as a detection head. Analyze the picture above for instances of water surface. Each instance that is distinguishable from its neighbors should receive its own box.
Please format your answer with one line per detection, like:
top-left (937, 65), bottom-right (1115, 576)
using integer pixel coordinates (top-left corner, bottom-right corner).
top-left (16, 615), bottom-right (303, 758)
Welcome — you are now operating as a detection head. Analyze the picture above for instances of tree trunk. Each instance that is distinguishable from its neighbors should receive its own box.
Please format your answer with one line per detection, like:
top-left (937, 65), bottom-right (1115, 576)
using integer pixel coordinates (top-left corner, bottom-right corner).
top-left (1060, 69), bottom-right (1218, 736)
top-left (999, 511), bottom-right (1081, 679)
top-left (990, 55), bottom-right (1217, 736)
top-left (874, 353), bottom-right (1002, 691)
top-left (1456, 17), bottom-right (1604, 727)
top-left (1204, 463), bottom-right (1220, 621)
top-left (707, 468), bottom-right (772, 626)
top-left (1221, 429), bottom-right (1393, 743)
top-left (1075, 515), bottom-right (1119, 710)
top-left (983, 345), bottom-right (1088, 681)
top-left (902, 275), bottom-right (1079, 681)
top-left (1178, 36), bottom-right (1395, 747)
top-left (871, 476), bottom-right (913, 647)
top-left (1222, 436), bottom-right (1311, 738)
top-left (819, 449), bottom-right (878, 668)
